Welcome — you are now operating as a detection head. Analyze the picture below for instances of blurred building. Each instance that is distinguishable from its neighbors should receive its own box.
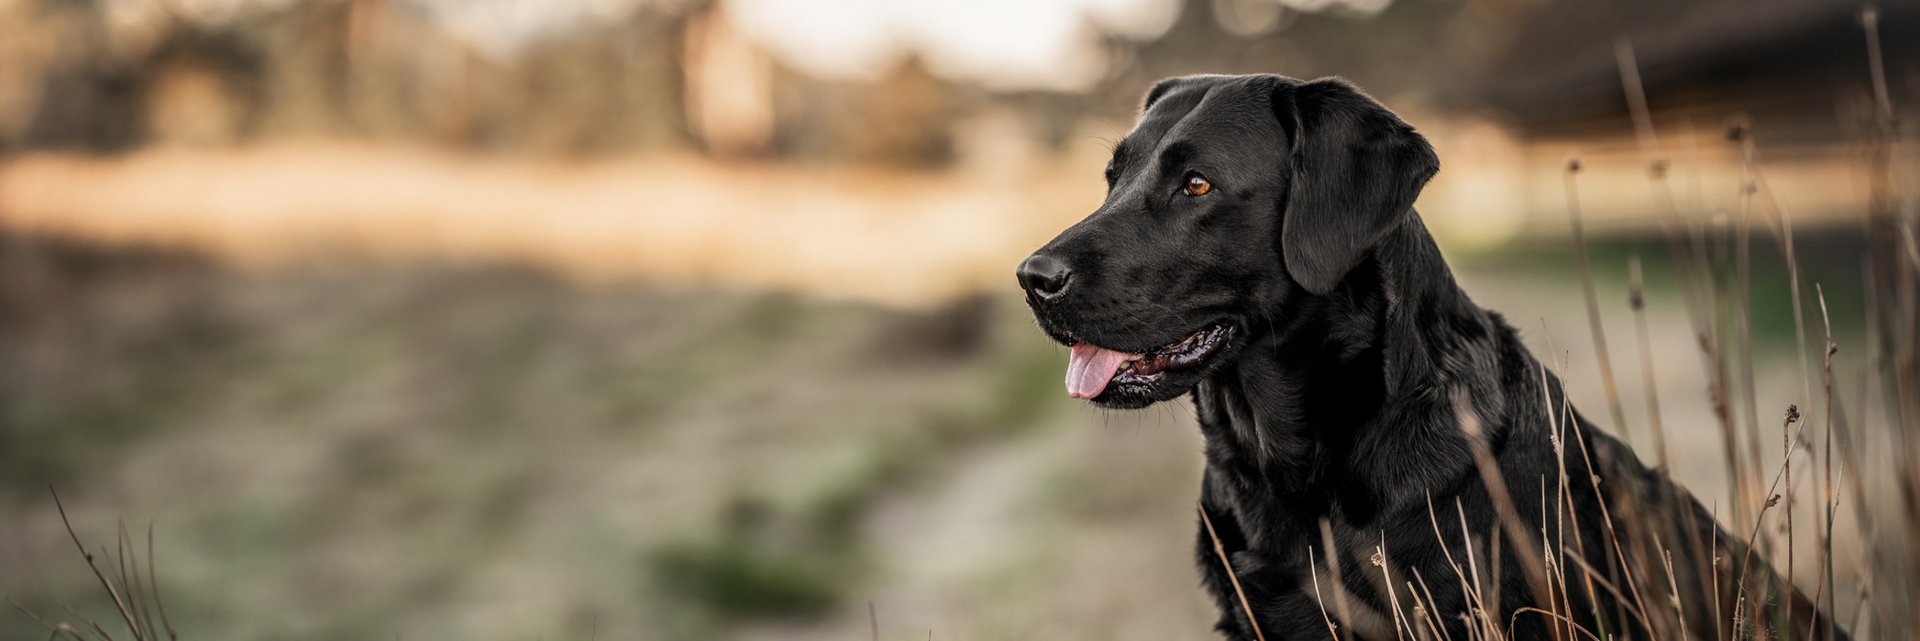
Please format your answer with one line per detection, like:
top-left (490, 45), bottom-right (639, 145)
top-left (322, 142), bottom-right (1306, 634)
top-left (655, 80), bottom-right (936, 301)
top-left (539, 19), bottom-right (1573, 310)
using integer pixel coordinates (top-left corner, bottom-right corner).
top-left (1477, 0), bottom-right (1917, 145)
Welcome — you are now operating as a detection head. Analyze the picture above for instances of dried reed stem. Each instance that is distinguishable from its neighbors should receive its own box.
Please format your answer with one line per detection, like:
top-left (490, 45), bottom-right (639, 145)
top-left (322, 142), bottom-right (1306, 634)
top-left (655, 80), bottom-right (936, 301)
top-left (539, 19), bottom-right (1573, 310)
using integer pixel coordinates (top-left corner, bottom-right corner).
top-left (1562, 158), bottom-right (1633, 446)
top-left (145, 525), bottom-right (175, 641)
top-left (1814, 285), bottom-right (1838, 641)
top-left (1308, 546), bottom-right (1344, 641)
top-left (1450, 389), bottom-right (1556, 631)
top-left (1626, 256), bottom-right (1672, 468)
top-left (1200, 504), bottom-right (1268, 641)
top-left (1372, 535), bottom-right (1411, 641)
top-left (50, 487), bottom-right (143, 641)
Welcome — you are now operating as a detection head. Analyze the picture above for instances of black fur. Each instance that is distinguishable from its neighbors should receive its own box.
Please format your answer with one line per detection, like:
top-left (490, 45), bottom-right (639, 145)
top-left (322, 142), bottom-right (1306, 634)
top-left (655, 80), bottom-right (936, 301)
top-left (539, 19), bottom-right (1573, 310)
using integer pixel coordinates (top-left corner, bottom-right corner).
top-left (1017, 74), bottom-right (1847, 641)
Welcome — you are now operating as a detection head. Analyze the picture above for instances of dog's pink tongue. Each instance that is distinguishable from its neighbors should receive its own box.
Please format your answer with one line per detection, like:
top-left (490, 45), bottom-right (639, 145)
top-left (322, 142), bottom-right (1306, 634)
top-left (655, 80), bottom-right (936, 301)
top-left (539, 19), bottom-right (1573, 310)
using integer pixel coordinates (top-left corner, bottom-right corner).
top-left (1066, 343), bottom-right (1133, 399)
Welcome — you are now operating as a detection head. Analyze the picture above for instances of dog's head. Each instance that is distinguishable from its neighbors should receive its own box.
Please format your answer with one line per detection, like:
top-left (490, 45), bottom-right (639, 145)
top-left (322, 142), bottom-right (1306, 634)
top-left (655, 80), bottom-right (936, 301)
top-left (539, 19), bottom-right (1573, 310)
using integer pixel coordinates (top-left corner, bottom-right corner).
top-left (1017, 74), bottom-right (1438, 408)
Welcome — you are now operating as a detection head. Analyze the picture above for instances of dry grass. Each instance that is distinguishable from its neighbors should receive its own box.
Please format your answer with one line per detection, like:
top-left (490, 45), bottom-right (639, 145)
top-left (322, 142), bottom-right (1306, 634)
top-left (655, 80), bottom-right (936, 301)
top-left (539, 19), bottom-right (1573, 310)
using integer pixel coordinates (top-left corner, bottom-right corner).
top-left (1390, 17), bottom-right (1914, 640)
top-left (1199, 504), bottom-right (1269, 641)
top-left (11, 489), bottom-right (175, 641)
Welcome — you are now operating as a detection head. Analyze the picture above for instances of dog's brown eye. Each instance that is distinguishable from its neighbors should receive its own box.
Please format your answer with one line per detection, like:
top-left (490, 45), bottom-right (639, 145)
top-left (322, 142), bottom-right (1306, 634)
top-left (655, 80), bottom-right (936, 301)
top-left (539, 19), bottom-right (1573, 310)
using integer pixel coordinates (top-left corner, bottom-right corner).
top-left (1184, 173), bottom-right (1212, 197)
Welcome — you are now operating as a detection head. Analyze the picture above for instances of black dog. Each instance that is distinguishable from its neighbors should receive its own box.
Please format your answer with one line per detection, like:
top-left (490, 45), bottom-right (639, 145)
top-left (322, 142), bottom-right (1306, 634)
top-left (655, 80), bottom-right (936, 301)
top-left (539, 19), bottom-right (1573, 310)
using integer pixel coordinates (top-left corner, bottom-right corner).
top-left (1017, 74), bottom-right (1847, 641)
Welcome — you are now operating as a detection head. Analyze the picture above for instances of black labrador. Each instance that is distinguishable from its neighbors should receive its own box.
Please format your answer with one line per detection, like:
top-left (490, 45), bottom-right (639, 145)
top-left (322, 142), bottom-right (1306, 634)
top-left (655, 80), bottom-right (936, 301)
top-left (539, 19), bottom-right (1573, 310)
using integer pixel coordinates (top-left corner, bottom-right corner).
top-left (1016, 74), bottom-right (1848, 641)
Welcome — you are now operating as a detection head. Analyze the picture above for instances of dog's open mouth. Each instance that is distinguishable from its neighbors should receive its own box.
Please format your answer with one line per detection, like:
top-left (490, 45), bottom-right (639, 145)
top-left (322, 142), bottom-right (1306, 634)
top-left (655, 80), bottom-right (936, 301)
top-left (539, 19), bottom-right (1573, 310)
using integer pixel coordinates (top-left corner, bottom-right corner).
top-left (1065, 322), bottom-right (1234, 399)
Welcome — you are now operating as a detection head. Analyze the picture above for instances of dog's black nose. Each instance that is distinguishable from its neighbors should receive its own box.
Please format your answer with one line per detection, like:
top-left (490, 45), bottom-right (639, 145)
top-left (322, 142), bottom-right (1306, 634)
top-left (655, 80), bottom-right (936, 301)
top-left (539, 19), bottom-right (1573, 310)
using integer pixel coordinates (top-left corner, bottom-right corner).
top-left (1017, 253), bottom-right (1072, 299)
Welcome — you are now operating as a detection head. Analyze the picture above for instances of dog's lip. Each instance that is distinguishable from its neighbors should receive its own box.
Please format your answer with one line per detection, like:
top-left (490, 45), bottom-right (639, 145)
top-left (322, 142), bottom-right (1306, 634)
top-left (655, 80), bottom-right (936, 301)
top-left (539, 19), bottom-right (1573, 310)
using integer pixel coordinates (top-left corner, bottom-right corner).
top-left (1116, 321), bottom-right (1234, 377)
top-left (1051, 318), bottom-right (1234, 355)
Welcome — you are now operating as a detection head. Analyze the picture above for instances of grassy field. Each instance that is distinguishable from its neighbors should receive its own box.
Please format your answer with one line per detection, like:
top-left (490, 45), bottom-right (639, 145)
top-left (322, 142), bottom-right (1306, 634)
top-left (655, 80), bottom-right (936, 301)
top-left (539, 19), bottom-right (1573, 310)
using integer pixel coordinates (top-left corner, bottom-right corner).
top-left (0, 222), bottom-right (1884, 640)
top-left (0, 231), bottom-right (1213, 640)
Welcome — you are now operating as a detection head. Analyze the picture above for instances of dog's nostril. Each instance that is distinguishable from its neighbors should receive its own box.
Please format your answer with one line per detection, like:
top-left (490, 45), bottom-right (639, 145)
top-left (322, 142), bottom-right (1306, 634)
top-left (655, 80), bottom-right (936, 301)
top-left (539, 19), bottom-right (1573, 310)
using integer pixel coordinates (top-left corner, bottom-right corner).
top-left (1017, 254), bottom-right (1073, 299)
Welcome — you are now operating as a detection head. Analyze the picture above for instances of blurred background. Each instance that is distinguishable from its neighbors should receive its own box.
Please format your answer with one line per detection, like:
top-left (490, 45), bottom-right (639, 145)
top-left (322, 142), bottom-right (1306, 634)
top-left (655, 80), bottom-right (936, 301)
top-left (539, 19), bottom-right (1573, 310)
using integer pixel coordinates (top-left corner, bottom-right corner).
top-left (1, 0), bottom-right (1916, 639)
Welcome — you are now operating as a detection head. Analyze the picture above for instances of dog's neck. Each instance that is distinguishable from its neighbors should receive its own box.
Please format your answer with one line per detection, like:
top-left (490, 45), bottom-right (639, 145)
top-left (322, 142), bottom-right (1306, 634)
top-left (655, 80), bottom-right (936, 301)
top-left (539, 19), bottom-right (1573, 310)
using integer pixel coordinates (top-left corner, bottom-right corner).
top-left (1192, 215), bottom-right (1519, 536)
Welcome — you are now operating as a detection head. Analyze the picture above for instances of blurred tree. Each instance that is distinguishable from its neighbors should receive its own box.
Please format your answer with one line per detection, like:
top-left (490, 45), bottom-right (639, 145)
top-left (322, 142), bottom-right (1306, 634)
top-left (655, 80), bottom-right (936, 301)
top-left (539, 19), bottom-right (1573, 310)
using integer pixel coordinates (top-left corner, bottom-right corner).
top-left (17, 0), bottom-right (143, 151)
top-left (140, 26), bottom-right (266, 147)
top-left (684, 0), bottom-right (776, 158)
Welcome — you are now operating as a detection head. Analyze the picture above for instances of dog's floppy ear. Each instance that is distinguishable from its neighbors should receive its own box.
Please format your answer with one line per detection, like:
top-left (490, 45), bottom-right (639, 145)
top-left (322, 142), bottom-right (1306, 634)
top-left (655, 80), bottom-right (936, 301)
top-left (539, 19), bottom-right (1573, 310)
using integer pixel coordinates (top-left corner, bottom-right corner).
top-left (1271, 77), bottom-right (1438, 295)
